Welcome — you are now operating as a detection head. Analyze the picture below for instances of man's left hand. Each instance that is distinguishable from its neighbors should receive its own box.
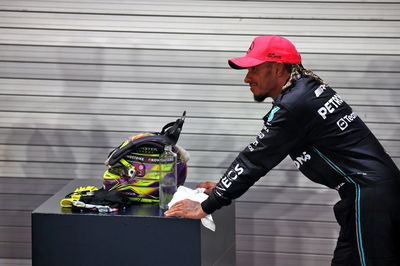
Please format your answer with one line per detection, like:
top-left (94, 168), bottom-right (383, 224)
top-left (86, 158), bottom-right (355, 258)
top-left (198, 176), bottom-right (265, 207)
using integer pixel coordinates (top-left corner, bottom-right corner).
top-left (164, 199), bottom-right (207, 219)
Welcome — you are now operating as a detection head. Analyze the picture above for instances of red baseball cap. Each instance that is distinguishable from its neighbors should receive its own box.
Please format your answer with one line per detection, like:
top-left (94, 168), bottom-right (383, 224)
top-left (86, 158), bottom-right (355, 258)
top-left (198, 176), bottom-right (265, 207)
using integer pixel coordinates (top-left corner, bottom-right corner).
top-left (228, 35), bottom-right (301, 69)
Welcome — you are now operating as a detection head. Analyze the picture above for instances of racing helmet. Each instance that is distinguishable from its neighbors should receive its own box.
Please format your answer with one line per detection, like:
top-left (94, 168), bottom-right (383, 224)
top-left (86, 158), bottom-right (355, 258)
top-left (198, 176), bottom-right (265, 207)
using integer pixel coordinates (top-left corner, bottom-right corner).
top-left (103, 112), bottom-right (188, 202)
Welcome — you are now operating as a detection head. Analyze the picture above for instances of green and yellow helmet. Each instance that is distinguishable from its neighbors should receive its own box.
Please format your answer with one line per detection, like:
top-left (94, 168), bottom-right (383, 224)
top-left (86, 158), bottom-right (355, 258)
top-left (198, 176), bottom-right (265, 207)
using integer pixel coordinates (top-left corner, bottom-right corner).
top-left (103, 112), bottom-right (188, 202)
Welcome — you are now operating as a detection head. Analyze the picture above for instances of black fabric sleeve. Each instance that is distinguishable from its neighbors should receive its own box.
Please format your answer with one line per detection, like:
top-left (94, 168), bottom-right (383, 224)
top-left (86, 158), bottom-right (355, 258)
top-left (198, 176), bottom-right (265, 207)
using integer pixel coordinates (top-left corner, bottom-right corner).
top-left (201, 104), bottom-right (303, 214)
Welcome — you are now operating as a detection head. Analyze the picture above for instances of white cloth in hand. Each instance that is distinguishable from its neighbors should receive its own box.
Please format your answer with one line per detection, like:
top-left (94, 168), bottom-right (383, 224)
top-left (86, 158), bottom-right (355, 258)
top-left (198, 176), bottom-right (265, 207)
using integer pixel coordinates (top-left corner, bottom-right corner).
top-left (168, 186), bottom-right (216, 232)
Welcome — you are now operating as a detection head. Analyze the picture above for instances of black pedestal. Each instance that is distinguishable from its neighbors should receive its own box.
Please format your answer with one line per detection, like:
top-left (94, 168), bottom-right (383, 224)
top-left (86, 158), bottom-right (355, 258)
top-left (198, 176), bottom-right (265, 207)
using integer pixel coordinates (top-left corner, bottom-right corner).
top-left (32, 179), bottom-right (235, 266)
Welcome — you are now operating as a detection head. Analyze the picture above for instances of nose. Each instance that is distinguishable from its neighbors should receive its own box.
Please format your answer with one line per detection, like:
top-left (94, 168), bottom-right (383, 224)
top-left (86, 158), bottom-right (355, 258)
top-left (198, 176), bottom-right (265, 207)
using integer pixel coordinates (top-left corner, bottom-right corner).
top-left (244, 69), bottom-right (251, 84)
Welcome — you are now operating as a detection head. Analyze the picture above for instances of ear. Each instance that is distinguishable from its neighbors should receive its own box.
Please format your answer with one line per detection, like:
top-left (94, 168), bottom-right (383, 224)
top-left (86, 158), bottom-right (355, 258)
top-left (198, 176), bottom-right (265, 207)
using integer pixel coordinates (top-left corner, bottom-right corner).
top-left (275, 62), bottom-right (288, 77)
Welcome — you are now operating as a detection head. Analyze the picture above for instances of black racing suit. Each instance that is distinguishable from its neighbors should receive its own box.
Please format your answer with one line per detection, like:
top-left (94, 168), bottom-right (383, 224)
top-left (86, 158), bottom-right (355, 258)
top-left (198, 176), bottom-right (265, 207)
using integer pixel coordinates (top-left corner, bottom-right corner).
top-left (201, 76), bottom-right (400, 265)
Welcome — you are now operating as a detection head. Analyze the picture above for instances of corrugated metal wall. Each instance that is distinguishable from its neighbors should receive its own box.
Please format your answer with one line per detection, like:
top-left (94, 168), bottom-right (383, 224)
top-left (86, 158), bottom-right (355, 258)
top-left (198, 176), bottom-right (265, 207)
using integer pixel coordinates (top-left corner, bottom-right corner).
top-left (1, 1), bottom-right (399, 265)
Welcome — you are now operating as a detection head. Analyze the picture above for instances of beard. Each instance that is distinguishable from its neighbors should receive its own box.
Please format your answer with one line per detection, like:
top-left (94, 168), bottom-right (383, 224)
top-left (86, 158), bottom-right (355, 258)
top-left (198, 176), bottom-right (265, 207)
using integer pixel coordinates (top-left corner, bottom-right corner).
top-left (253, 94), bottom-right (267, 102)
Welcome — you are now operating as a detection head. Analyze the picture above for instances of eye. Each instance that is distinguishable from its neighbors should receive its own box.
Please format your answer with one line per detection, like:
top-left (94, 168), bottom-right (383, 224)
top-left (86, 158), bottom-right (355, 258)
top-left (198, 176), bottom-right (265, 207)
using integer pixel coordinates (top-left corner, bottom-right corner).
top-left (248, 66), bottom-right (256, 73)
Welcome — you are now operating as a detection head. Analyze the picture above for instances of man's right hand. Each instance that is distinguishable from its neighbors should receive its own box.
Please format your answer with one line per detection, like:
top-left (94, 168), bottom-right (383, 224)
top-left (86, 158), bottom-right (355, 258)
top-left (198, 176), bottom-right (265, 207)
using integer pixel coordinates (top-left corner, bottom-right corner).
top-left (196, 181), bottom-right (216, 195)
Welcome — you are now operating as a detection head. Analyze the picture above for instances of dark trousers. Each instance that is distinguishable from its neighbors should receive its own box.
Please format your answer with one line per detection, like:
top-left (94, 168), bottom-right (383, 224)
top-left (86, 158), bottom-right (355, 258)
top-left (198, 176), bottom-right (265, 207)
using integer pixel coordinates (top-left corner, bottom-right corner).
top-left (331, 180), bottom-right (400, 266)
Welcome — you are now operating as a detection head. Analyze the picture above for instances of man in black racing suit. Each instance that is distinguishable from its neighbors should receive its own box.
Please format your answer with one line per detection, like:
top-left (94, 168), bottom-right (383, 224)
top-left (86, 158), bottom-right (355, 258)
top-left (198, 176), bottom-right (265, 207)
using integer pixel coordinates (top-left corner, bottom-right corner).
top-left (165, 35), bottom-right (400, 265)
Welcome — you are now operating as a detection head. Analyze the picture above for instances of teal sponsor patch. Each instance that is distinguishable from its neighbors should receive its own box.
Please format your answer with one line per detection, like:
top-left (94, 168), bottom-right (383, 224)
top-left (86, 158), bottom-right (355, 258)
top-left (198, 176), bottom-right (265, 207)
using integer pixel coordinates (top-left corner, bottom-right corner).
top-left (267, 106), bottom-right (280, 122)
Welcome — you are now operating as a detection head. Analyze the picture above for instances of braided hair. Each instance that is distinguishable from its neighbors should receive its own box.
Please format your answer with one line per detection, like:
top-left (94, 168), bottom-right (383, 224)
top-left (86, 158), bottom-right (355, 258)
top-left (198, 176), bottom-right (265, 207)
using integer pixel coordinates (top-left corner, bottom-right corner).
top-left (282, 63), bottom-right (328, 91)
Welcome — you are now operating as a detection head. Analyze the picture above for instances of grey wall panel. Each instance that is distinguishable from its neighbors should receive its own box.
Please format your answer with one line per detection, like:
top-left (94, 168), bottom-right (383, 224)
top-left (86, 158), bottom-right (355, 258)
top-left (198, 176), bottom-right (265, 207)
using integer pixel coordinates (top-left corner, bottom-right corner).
top-left (0, 211), bottom-right (31, 227)
top-left (236, 219), bottom-right (339, 239)
top-left (0, 78), bottom-right (256, 103)
top-left (0, 258), bottom-right (32, 266)
top-left (239, 186), bottom-right (339, 205)
top-left (2, 78), bottom-right (400, 106)
top-left (0, 161), bottom-right (92, 180)
top-left (2, 28), bottom-right (400, 55)
top-left (237, 202), bottom-right (335, 222)
top-left (237, 235), bottom-right (336, 255)
top-left (1, 62), bottom-right (400, 89)
top-left (1, 111), bottom-right (399, 140)
top-left (1, 0), bottom-right (399, 264)
top-left (0, 226), bottom-right (30, 243)
top-left (1, 0), bottom-right (399, 20)
top-left (0, 243), bottom-right (30, 260)
top-left (0, 178), bottom-right (69, 194)
top-left (0, 194), bottom-right (49, 211)
top-left (237, 251), bottom-right (332, 266)
top-left (2, 11), bottom-right (400, 38)
top-left (2, 45), bottom-right (400, 72)
top-left (2, 95), bottom-right (400, 123)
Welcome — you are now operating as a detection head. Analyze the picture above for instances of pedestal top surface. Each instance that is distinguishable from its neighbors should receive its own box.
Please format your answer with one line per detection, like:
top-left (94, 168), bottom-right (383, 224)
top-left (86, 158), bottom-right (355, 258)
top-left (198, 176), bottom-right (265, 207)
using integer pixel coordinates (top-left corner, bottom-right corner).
top-left (33, 178), bottom-right (195, 218)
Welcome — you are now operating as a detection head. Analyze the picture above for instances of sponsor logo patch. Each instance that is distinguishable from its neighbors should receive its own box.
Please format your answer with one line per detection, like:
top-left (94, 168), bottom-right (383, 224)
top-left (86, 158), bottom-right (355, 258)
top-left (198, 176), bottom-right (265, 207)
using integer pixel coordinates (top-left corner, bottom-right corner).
top-left (317, 94), bottom-right (344, 119)
top-left (219, 163), bottom-right (245, 191)
top-left (314, 84), bottom-right (327, 97)
top-left (293, 152), bottom-right (311, 169)
top-left (267, 106), bottom-right (280, 122)
top-left (337, 112), bottom-right (358, 131)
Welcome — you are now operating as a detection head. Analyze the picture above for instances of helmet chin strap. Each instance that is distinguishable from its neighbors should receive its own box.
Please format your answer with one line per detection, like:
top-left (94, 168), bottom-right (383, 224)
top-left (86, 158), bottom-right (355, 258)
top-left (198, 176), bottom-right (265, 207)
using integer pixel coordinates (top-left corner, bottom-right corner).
top-left (105, 111), bottom-right (186, 168)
